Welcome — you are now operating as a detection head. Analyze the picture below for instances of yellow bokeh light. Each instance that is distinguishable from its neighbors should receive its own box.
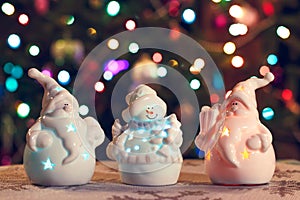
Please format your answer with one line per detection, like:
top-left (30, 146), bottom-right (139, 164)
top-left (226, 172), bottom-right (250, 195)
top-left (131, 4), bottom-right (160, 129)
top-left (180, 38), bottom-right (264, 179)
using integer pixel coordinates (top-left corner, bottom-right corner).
top-left (211, 0), bottom-right (221, 3)
top-left (107, 38), bottom-right (119, 50)
top-left (223, 42), bottom-right (236, 55)
top-left (169, 59), bottom-right (178, 67)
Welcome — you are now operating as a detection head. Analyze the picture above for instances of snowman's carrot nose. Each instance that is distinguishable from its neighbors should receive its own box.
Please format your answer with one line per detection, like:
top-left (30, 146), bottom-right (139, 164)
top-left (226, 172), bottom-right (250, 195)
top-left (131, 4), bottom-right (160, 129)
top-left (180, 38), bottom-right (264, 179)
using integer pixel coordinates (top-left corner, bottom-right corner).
top-left (146, 110), bottom-right (154, 114)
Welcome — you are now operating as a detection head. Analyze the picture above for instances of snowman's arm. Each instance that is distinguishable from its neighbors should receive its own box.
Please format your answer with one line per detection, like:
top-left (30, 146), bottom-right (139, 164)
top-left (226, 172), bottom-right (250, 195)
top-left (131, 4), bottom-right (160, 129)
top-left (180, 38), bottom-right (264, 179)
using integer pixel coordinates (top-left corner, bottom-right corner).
top-left (257, 123), bottom-right (273, 152)
top-left (26, 119), bottom-right (42, 152)
top-left (84, 117), bottom-right (105, 149)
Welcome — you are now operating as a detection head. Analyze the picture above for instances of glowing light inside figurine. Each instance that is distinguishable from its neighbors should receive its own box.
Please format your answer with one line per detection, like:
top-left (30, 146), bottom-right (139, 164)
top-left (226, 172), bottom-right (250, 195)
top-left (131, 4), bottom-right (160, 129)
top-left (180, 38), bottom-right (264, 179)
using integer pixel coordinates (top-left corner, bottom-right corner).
top-left (229, 23), bottom-right (248, 36)
top-left (79, 105), bottom-right (89, 116)
top-left (128, 42), bottom-right (139, 53)
top-left (223, 42), bottom-right (236, 55)
top-left (221, 126), bottom-right (230, 137)
top-left (190, 79), bottom-right (201, 90)
top-left (161, 131), bottom-right (168, 138)
top-left (133, 145), bottom-right (140, 151)
top-left (54, 86), bottom-right (63, 92)
top-left (262, 107), bottom-right (274, 120)
top-left (18, 14), bottom-right (29, 25)
top-left (125, 19), bottom-right (136, 31)
top-left (157, 66), bottom-right (167, 77)
top-left (205, 151), bottom-right (211, 160)
top-left (82, 152), bottom-right (90, 160)
top-left (5, 77), bottom-right (18, 92)
top-left (276, 26), bottom-right (290, 39)
top-left (241, 148), bottom-right (250, 160)
top-left (107, 38), bottom-right (119, 50)
top-left (17, 102), bottom-right (30, 118)
top-left (106, 1), bottom-right (120, 17)
top-left (66, 123), bottom-right (77, 132)
top-left (42, 158), bottom-right (56, 170)
top-left (57, 70), bottom-right (71, 85)
top-left (7, 34), bottom-right (21, 49)
top-left (211, 0), bottom-right (221, 3)
top-left (267, 54), bottom-right (278, 65)
top-left (29, 45), bottom-right (40, 56)
top-left (1, 2), bottom-right (15, 15)
top-left (94, 81), bottom-right (105, 93)
top-left (182, 8), bottom-right (196, 24)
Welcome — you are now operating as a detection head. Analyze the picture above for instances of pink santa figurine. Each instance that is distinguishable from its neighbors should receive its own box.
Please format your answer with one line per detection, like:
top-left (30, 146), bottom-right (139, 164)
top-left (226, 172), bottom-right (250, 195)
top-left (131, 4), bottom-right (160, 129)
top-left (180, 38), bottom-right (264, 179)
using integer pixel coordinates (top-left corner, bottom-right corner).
top-left (195, 72), bottom-right (276, 185)
top-left (106, 84), bottom-right (183, 186)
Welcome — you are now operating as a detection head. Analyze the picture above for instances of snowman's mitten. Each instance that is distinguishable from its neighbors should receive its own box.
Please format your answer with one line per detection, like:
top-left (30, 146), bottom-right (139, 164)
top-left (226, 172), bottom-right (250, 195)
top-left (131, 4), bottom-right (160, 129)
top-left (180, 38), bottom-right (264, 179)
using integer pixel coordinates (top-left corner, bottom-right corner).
top-left (246, 135), bottom-right (262, 151)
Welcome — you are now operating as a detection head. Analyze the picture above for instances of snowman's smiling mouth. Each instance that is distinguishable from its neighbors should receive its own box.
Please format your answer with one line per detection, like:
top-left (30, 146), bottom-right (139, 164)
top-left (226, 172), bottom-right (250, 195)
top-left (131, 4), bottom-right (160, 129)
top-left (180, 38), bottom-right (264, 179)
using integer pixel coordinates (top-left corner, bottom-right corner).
top-left (146, 114), bottom-right (158, 119)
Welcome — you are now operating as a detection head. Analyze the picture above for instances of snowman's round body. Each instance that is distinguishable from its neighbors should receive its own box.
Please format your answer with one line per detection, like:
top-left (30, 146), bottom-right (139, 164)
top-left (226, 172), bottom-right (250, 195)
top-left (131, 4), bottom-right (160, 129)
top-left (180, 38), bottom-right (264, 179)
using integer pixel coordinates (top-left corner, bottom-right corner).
top-left (206, 113), bottom-right (276, 185)
top-left (24, 68), bottom-right (104, 186)
top-left (108, 118), bottom-right (183, 186)
top-left (23, 127), bottom-right (96, 186)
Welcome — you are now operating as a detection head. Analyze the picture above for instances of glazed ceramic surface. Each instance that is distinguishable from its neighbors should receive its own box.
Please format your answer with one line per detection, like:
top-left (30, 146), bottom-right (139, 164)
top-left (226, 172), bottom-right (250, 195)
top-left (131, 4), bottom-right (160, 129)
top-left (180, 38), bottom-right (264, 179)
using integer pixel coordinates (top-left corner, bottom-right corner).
top-left (106, 84), bottom-right (183, 186)
top-left (23, 68), bottom-right (105, 186)
top-left (195, 72), bottom-right (276, 185)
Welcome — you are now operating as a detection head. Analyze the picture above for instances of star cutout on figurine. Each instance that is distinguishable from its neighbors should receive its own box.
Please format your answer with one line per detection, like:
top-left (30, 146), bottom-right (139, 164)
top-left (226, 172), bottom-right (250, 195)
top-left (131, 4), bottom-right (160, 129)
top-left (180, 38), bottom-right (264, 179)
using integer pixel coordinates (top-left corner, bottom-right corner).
top-left (205, 151), bottom-right (211, 161)
top-left (221, 126), bottom-right (230, 137)
top-left (66, 123), bottom-right (77, 132)
top-left (241, 148), bottom-right (250, 160)
top-left (82, 152), bottom-right (90, 160)
top-left (54, 86), bottom-right (63, 92)
top-left (42, 158), bottom-right (56, 170)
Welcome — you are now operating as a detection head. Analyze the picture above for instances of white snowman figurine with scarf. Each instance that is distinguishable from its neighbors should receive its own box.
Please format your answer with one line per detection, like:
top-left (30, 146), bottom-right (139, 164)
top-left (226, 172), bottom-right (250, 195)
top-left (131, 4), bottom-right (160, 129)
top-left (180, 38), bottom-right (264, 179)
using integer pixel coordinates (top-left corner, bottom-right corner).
top-left (106, 84), bottom-right (183, 186)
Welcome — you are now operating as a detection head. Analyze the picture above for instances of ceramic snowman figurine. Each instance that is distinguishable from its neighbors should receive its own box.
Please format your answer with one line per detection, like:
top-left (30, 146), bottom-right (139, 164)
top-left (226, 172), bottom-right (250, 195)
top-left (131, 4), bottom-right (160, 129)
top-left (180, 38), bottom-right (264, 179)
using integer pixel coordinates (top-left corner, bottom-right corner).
top-left (23, 68), bottom-right (105, 186)
top-left (106, 84), bottom-right (183, 186)
top-left (195, 72), bottom-right (276, 185)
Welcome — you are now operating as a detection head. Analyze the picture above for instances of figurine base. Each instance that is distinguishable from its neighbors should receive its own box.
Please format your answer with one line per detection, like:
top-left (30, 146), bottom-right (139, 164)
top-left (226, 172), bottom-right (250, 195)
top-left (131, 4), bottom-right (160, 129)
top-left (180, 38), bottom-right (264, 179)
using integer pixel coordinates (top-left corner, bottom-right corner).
top-left (119, 162), bottom-right (182, 186)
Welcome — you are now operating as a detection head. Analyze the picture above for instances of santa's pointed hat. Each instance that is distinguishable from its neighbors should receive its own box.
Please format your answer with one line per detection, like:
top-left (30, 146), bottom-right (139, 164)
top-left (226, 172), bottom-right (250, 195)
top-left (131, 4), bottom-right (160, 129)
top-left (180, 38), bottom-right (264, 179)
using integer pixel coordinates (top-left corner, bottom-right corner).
top-left (226, 72), bottom-right (274, 109)
top-left (28, 68), bottom-right (78, 115)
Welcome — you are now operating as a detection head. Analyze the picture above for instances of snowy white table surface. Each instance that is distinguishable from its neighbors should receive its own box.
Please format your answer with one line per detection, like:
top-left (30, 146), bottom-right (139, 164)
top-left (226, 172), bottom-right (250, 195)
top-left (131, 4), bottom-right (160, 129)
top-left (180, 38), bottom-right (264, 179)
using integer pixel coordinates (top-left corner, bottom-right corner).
top-left (0, 159), bottom-right (299, 200)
